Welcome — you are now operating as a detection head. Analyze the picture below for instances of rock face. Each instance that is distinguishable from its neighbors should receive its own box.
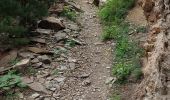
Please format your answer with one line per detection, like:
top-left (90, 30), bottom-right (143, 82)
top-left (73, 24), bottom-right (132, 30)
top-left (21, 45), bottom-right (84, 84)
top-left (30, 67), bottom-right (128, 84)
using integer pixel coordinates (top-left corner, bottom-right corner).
top-left (38, 17), bottom-right (65, 31)
top-left (132, 0), bottom-right (170, 100)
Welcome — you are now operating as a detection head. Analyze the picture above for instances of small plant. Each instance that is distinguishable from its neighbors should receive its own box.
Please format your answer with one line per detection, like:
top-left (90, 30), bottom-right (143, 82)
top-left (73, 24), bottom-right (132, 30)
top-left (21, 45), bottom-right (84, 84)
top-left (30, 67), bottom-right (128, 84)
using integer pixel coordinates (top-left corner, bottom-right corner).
top-left (99, 0), bottom-right (142, 83)
top-left (26, 66), bottom-right (38, 75)
top-left (61, 6), bottom-right (77, 21)
top-left (53, 47), bottom-right (67, 57)
top-left (9, 58), bottom-right (20, 66)
top-left (52, 69), bottom-right (59, 75)
top-left (65, 39), bottom-right (76, 47)
top-left (4, 91), bottom-right (19, 100)
top-left (0, 71), bottom-right (26, 91)
top-left (136, 26), bottom-right (147, 33)
top-left (110, 93), bottom-right (121, 100)
top-left (99, 0), bottom-right (135, 22)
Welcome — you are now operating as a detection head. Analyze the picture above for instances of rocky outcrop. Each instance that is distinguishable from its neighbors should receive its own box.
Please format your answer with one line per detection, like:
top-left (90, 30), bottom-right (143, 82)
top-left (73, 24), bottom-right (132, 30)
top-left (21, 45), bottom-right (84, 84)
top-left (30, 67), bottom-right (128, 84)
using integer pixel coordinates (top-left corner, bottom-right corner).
top-left (132, 0), bottom-right (170, 99)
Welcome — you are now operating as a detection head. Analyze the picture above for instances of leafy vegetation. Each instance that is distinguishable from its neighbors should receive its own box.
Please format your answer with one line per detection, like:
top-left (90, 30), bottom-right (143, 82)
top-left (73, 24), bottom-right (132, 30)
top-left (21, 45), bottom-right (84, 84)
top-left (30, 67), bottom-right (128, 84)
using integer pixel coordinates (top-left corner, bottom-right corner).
top-left (0, 71), bottom-right (26, 91)
top-left (60, 6), bottom-right (77, 21)
top-left (0, 0), bottom-right (56, 45)
top-left (99, 0), bottom-right (143, 83)
top-left (110, 93), bottom-right (121, 100)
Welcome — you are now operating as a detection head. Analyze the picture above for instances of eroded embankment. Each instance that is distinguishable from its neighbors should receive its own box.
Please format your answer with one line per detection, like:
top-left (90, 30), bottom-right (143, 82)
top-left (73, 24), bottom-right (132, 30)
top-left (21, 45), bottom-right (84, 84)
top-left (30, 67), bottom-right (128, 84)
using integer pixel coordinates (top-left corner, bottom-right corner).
top-left (132, 0), bottom-right (170, 99)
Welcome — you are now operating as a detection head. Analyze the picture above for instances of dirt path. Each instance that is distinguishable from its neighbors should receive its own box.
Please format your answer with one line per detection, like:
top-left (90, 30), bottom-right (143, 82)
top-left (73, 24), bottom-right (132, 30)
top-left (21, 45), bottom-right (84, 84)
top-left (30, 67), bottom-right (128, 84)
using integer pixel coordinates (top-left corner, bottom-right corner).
top-left (59, 0), bottom-right (113, 100)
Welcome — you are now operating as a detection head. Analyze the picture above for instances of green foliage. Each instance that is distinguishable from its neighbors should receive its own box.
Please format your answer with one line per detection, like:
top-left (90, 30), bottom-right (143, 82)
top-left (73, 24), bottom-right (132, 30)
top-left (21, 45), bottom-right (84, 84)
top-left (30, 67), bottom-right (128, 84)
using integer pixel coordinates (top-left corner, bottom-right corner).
top-left (65, 39), bottom-right (76, 47)
top-left (136, 26), bottom-right (148, 33)
top-left (99, 0), bottom-right (135, 22)
top-left (53, 47), bottom-right (67, 57)
top-left (5, 92), bottom-right (19, 100)
top-left (52, 69), bottom-right (59, 75)
top-left (61, 6), bottom-right (77, 21)
top-left (0, 71), bottom-right (26, 90)
top-left (0, 0), bottom-right (56, 45)
top-left (110, 93), bottom-right (121, 100)
top-left (26, 66), bottom-right (38, 76)
top-left (99, 0), bottom-right (142, 83)
top-left (9, 59), bottom-right (19, 66)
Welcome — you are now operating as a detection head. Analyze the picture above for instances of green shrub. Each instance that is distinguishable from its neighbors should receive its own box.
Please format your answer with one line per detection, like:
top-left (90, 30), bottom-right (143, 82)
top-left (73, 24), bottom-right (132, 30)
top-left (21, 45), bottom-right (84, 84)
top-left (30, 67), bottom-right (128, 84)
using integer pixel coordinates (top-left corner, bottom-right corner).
top-left (60, 6), bottom-right (77, 21)
top-left (99, 0), bottom-right (142, 83)
top-left (99, 0), bottom-right (135, 22)
top-left (0, 71), bottom-right (26, 90)
top-left (0, 0), bottom-right (56, 45)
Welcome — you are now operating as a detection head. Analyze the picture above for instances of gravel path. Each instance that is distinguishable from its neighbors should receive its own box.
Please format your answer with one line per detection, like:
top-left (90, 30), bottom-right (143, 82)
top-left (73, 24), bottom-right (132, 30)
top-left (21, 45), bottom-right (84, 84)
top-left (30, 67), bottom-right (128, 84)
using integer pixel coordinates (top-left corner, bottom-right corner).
top-left (59, 0), bottom-right (113, 100)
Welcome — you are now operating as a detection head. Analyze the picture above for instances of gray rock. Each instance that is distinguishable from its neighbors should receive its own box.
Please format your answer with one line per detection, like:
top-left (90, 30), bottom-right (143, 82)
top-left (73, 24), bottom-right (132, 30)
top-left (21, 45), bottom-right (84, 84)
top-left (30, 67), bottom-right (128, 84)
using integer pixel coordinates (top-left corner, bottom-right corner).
top-left (45, 81), bottom-right (60, 91)
top-left (80, 73), bottom-right (90, 78)
top-left (32, 62), bottom-right (43, 68)
top-left (38, 17), bottom-right (65, 31)
top-left (68, 24), bottom-right (79, 31)
top-left (19, 52), bottom-right (35, 59)
top-left (54, 76), bottom-right (66, 83)
top-left (36, 29), bottom-right (52, 35)
top-left (30, 93), bottom-right (40, 99)
top-left (68, 57), bottom-right (77, 63)
top-left (105, 77), bottom-right (115, 84)
top-left (42, 64), bottom-right (51, 69)
top-left (63, 29), bottom-right (71, 33)
top-left (31, 58), bottom-right (39, 64)
top-left (21, 76), bottom-right (34, 84)
top-left (38, 55), bottom-right (51, 64)
top-left (13, 59), bottom-right (30, 68)
top-left (28, 82), bottom-right (48, 94)
top-left (69, 62), bottom-right (76, 70)
top-left (82, 79), bottom-right (91, 86)
top-left (54, 31), bottom-right (67, 42)
top-left (58, 65), bottom-right (67, 71)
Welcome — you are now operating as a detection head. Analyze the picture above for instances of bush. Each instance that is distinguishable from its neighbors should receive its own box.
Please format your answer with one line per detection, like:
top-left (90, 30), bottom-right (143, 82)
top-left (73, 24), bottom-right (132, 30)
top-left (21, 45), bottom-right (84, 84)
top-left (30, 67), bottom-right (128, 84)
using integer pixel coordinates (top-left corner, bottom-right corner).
top-left (99, 0), bottom-right (143, 83)
top-left (0, 71), bottom-right (26, 90)
top-left (99, 0), bottom-right (135, 22)
top-left (0, 0), bottom-right (56, 44)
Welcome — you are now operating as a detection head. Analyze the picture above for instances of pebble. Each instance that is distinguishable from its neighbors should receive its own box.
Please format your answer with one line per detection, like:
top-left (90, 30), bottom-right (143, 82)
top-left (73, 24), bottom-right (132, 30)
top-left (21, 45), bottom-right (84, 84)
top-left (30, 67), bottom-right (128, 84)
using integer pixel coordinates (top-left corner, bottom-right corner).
top-left (30, 93), bottom-right (40, 99)
top-left (105, 77), bottom-right (114, 84)
top-left (82, 79), bottom-right (91, 86)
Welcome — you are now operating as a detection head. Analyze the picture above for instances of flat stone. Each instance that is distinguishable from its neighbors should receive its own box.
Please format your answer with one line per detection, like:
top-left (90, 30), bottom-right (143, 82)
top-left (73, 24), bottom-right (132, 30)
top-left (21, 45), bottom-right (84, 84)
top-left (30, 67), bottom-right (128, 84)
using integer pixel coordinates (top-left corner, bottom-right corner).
top-left (32, 62), bottom-right (43, 68)
top-left (30, 93), bottom-right (40, 99)
top-left (13, 59), bottom-right (30, 68)
top-left (0, 49), bottom-right (17, 67)
top-left (30, 38), bottom-right (46, 44)
top-left (19, 52), bottom-right (35, 59)
top-left (105, 77), bottom-right (114, 84)
top-left (27, 47), bottom-right (53, 55)
top-left (58, 65), bottom-right (67, 71)
top-left (38, 55), bottom-right (51, 64)
top-left (82, 79), bottom-right (91, 86)
top-left (79, 73), bottom-right (90, 78)
top-left (45, 81), bottom-right (60, 91)
top-left (42, 64), bottom-right (51, 69)
top-left (21, 77), bottom-right (34, 84)
top-left (31, 58), bottom-right (39, 64)
top-left (54, 76), bottom-right (66, 83)
top-left (63, 29), bottom-right (71, 33)
top-left (68, 24), bottom-right (79, 31)
top-left (36, 29), bottom-right (52, 35)
top-left (69, 62), bottom-right (76, 70)
top-left (54, 31), bottom-right (67, 42)
top-left (28, 82), bottom-right (48, 94)
top-left (38, 17), bottom-right (65, 31)
top-left (68, 57), bottom-right (77, 63)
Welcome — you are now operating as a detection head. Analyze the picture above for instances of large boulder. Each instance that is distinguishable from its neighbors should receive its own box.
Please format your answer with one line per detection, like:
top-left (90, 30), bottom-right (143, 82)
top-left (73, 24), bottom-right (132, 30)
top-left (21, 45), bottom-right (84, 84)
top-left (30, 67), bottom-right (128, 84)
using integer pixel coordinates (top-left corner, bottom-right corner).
top-left (38, 17), bottom-right (65, 31)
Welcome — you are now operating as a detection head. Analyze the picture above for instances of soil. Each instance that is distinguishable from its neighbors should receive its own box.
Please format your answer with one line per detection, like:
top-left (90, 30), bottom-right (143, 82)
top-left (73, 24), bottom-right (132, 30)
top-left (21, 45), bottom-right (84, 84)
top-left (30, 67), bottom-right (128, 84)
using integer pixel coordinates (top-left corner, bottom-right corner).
top-left (59, 0), bottom-right (113, 99)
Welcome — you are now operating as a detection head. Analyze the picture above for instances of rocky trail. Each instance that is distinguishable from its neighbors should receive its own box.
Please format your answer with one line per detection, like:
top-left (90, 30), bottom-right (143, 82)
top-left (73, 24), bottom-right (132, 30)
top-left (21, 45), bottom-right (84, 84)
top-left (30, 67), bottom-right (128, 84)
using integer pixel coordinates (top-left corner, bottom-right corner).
top-left (58, 0), bottom-right (113, 100)
top-left (0, 0), bottom-right (113, 100)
